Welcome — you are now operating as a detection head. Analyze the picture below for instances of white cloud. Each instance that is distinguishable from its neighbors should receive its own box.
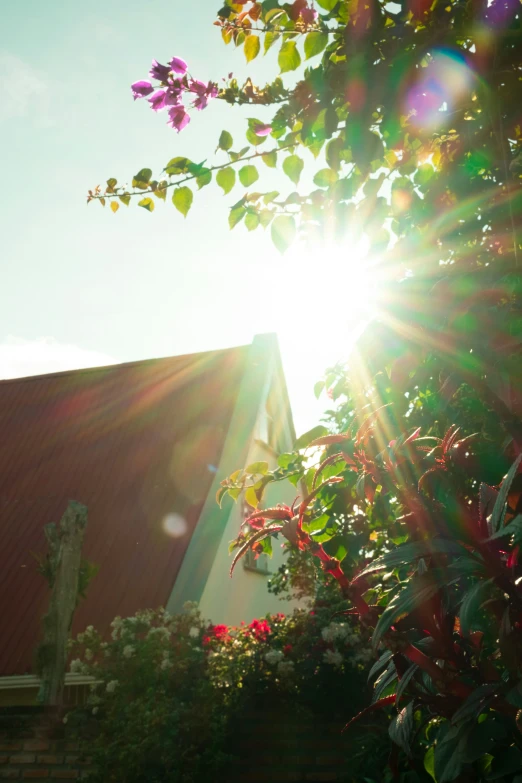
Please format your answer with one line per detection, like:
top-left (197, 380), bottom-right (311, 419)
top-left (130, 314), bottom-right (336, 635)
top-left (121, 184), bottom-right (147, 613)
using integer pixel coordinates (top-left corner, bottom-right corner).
top-left (0, 52), bottom-right (50, 123)
top-left (0, 336), bottom-right (118, 380)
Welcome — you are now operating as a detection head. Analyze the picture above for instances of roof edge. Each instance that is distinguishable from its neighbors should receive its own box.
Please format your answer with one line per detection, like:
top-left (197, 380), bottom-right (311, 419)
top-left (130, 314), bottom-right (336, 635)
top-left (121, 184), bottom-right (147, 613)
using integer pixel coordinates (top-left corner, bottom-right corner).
top-left (0, 343), bottom-right (249, 387)
top-left (165, 335), bottom-right (275, 613)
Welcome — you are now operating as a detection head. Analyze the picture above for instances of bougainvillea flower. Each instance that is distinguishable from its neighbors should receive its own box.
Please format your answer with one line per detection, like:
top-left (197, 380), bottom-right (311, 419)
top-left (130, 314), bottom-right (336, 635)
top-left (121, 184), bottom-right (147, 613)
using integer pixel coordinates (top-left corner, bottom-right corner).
top-left (149, 60), bottom-right (171, 82)
top-left (301, 5), bottom-right (319, 24)
top-left (148, 90), bottom-right (168, 111)
top-left (167, 104), bottom-right (190, 132)
top-left (131, 80), bottom-right (154, 100)
top-left (189, 79), bottom-right (218, 110)
top-left (252, 122), bottom-right (272, 137)
top-left (169, 56), bottom-right (188, 75)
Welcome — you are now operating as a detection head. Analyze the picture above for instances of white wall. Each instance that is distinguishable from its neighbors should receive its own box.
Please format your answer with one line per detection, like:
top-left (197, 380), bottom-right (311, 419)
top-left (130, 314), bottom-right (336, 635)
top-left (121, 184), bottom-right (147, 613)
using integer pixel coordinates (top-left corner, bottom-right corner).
top-left (198, 384), bottom-right (302, 626)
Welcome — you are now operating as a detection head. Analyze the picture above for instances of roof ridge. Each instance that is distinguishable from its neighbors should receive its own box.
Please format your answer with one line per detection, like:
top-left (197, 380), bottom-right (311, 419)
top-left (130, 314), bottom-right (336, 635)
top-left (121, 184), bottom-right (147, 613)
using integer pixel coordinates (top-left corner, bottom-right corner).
top-left (0, 344), bottom-right (248, 387)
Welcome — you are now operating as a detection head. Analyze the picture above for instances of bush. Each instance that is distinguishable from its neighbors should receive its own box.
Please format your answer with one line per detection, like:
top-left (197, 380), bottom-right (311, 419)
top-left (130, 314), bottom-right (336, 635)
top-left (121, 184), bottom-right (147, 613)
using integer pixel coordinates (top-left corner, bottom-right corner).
top-left (67, 601), bottom-right (372, 782)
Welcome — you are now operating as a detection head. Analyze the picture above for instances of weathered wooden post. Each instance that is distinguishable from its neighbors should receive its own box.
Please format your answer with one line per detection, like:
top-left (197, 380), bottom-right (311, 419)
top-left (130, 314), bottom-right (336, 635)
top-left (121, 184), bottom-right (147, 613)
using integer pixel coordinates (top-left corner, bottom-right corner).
top-left (37, 501), bottom-right (88, 706)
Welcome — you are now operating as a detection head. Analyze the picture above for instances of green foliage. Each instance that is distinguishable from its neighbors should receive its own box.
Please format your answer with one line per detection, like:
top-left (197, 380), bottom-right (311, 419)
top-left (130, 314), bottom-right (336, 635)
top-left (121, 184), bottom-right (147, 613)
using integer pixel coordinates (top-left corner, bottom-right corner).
top-left (67, 603), bottom-right (372, 782)
top-left (216, 166), bottom-right (235, 194)
top-left (271, 214), bottom-right (296, 254)
top-left (278, 40), bottom-right (301, 73)
top-left (172, 186), bottom-right (193, 217)
top-left (238, 165), bottom-right (259, 187)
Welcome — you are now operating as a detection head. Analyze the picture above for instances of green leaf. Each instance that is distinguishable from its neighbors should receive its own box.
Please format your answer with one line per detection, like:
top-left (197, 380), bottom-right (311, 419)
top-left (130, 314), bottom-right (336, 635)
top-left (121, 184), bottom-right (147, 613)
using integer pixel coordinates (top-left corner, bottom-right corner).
top-left (172, 186), bottom-right (193, 217)
top-left (434, 724), bottom-right (467, 783)
top-left (229, 206), bottom-right (247, 229)
top-left (451, 684), bottom-right (497, 726)
top-left (294, 425), bottom-right (329, 450)
top-left (283, 154), bottom-right (304, 185)
top-left (165, 157), bottom-right (192, 176)
top-left (389, 703), bottom-right (414, 755)
top-left (304, 31), bottom-right (329, 59)
top-left (239, 165), bottom-right (259, 187)
top-left (368, 650), bottom-right (393, 682)
top-left (313, 168), bottom-right (338, 187)
top-left (424, 747), bottom-right (436, 783)
top-left (396, 665), bottom-right (418, 706)
top-left (415, 164), bottom-right (435, 188)
top-left (314, 380), bottom-right (325, 399)
top-left (278, 40), bottom-right (301, 73)
top-left (263, 191), bottom-right (279, 204)
top-left (245, 211), bottom-right (260, 231)
top-left (216, 486), bottom-right (228, 508)
top-left (216, 167), bottom-right (236, 195)
top-left (245, 461), bottom-right (269, 475)
top-left (355, 539), bottom-right (474, 581)
top-left (372, 574), bottom-right (442, 649)
top-left (244, 34), bottom-right (260, 62)
top-left (196, 169), bottom-right (212, 189)
top-left (106, 177), bottom-right (117, 190)
top-left (119, 193), bottom-right (131, 206)
top-left (218, 130), bottom-right (233, 151)
top-left (246, 127), bottom-right (267, 147)
top-left (487, 746), bottom-right (522, 779)
top-left (259, 209), bottom-right (273, 228)
top-left (262, 151), bottom-right (277, 168)
top-left (244, 486), bottom-right (259, 508)
top-left (138, 197), bottom-right (154, 212)
top-left (132, 168), bottom-right (152, 189)
top-left (486, 513), bottom-right (522, 542)
top-left (373, 662), bottom-right (398, 702)
top-left (491, 455), bottom-right (522, 532)
top-left (264, 30), bottom-right (280, 54)
top-left (271, 214), bottom-right (296, 254)
top-left (459, 578), bottom-right (495, 637)
top-left (316, 0), bottom-right (337, 8)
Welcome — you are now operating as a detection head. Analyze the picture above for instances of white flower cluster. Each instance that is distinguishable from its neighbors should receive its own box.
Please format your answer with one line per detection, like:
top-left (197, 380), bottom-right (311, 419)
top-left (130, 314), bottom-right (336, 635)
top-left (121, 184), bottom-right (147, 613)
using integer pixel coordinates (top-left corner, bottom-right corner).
top-left (321, 622), bottom-right (352, 643)
top-left (277, 660), bottom-right (294, 676)
top-left (147, 626), bottom-right (171, 641)
top-left (123, 645), bottom-right (135, 659)
top-left (264, 649), bottom-right (284, 665)
top-left (323, 649), bottom-right (344, 668)
top-left (106, 679), bottom-right (119, 693)
top-left (69, 658), bottom-right (85, 674)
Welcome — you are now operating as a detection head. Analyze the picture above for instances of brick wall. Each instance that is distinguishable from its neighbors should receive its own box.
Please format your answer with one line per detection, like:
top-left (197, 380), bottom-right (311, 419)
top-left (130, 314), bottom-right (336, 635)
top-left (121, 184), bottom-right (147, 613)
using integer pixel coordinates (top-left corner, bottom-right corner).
top-left (0, 702), bottom-right (354, 782)
top-left (0, 709), bottom-right (92, 782)
top-left (226, 702), bottom-right (354, 783)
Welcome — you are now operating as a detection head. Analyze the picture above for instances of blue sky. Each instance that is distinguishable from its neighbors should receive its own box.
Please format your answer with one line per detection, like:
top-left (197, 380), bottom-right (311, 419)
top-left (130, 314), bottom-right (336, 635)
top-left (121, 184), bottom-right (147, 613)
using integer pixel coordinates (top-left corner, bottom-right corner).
top-left (1, 0), bottom-right (371, 432)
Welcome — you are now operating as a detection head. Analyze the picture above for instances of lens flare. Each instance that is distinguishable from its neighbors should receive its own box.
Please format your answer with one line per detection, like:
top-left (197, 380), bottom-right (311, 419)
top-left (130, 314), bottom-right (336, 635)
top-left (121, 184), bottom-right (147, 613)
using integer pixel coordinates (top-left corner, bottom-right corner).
top-left (407, 48), bottom-right (476, 132)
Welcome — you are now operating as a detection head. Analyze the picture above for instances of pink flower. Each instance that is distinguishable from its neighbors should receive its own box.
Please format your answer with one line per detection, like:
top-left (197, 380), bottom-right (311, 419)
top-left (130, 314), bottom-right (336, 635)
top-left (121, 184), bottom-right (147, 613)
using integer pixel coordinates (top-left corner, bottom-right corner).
top-left (252, 122), bottom-right (272, 137)
top-left (149, 60), bottom-right (171, 82)
top-left (148, 90), bottom-right (168, 112)
top-left (131, 80), bottom-right (154, 100)
top-left (189, 79), bottom-right (218, 110)
top-left (170, 56), bottom-right (188, 75)
top-left (167, 104), bottom-right (190, 132)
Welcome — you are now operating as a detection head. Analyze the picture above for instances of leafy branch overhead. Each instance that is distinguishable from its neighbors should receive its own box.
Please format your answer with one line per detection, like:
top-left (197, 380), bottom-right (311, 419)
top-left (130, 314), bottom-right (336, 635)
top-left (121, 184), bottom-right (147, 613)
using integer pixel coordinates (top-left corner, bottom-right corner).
top-left (88, 0), bottom-right (522, 260)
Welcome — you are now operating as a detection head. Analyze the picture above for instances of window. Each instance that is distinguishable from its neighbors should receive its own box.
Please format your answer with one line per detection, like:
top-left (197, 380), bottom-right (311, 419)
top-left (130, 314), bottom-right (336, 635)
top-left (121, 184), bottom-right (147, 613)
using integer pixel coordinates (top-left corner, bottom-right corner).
top-left (241, 499), bottom-right (270, 575)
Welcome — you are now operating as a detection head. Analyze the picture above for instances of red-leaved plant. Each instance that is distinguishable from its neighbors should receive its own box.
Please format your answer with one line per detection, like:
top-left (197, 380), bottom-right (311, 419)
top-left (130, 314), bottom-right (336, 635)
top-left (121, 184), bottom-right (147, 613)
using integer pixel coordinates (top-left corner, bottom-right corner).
top-left (223, 409), bottom-right (522, 782)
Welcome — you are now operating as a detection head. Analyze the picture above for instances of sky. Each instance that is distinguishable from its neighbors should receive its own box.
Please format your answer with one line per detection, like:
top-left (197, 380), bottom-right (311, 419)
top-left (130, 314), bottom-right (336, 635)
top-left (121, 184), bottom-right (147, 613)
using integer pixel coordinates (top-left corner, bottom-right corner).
top-left (0, 0), bottom-right (372, 434)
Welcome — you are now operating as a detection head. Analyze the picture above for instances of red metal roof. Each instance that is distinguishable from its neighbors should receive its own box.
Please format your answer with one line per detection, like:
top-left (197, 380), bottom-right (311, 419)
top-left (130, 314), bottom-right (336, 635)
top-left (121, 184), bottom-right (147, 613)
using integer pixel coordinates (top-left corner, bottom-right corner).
top-left (0, 346), bottom-right (247, 675)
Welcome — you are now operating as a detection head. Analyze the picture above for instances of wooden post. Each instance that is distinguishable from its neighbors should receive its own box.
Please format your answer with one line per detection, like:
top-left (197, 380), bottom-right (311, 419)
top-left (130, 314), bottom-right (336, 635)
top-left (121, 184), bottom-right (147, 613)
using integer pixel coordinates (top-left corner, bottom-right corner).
top-left (37, 501), bottom-right (88, 706)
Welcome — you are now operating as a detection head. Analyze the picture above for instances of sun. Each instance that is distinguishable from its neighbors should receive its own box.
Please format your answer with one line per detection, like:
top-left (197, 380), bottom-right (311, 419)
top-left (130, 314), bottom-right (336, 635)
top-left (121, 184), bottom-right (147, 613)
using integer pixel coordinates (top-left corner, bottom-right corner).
top-left (273, 234), bottom-right (382, 432)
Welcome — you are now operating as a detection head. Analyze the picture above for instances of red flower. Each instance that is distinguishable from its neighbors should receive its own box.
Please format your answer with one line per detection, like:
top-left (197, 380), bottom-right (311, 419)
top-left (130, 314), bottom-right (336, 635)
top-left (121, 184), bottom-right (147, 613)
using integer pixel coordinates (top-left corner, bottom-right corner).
top-left (283, 644), bottom-right (293, 655)
top-left (248, 619), bottom-right (271, 640)
top-left (202, 623), bottom-right (231, 646)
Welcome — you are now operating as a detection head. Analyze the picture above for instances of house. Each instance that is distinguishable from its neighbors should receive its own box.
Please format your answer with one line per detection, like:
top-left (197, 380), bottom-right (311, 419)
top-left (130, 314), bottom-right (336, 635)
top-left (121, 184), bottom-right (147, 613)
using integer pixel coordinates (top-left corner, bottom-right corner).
top-left (0, 333), bottom-right (297, 703)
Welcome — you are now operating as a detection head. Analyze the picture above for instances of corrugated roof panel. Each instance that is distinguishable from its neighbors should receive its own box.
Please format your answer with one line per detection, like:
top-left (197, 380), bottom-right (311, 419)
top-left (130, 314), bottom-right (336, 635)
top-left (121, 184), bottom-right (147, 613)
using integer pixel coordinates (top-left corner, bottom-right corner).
top-left (0, 347), bottom-right (247, 675)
